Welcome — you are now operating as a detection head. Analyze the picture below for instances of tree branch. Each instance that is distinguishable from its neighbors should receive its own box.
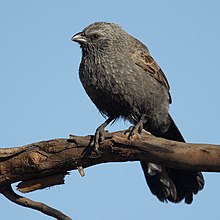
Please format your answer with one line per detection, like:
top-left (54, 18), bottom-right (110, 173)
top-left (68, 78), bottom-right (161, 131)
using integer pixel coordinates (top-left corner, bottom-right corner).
top-left (2, 185), bottom-right (71, 220)
top-left (0, 130), bottom-right (220, 219)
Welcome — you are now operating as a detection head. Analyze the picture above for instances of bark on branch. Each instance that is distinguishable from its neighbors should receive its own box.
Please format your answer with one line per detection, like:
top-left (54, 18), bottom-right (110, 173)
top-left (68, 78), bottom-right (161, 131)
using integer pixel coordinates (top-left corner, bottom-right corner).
top-left (0, 130), bottom-right (220, 219)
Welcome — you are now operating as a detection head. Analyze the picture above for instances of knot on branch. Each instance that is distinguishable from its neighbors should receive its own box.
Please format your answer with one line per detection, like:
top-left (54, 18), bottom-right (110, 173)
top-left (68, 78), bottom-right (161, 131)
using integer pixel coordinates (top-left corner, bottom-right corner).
top-left (27, 151), bottom-right (48, 166)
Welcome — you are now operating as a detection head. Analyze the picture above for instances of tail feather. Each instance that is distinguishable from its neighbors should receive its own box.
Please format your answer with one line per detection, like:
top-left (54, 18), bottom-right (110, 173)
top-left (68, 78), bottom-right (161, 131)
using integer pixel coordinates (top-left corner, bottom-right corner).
top-left (141, 114), bottom-right (204, 204)
top-left (162, 115), bottom-right (185, 142)
top-left (140, 162), bottom-right (177, 203)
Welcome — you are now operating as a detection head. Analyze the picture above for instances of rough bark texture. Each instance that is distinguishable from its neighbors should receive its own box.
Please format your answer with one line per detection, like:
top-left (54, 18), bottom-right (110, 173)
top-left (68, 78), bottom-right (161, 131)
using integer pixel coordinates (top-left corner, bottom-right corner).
top-left (0, 130), bottom-right (220, 219)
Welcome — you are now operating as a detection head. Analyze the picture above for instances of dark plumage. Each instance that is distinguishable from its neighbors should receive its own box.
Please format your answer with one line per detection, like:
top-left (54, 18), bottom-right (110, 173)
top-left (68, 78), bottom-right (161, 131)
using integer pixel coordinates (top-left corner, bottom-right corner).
top-left (71, 22), bottom-right (204, 204)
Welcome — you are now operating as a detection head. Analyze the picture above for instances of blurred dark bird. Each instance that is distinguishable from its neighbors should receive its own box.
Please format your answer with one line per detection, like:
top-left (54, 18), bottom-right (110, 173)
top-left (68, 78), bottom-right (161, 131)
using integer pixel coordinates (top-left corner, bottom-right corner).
top-left (71, 22), bottom-right (204, 204)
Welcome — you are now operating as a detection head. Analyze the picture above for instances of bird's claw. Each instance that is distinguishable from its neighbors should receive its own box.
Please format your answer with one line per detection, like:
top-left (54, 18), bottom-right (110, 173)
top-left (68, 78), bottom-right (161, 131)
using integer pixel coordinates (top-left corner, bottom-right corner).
top-left (125, 124), bottom-right (143, 140)
top-left (91, 129), bottom-right (109, 152)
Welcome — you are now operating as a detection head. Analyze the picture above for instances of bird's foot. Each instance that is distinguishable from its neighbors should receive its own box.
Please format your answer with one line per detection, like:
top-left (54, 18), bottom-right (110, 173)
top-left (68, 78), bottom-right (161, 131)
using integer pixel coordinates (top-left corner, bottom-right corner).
top-left (125, 122), bottom-right (143, 140)
top-left (124, 115), bottom-right (149, 139)
top-left (90, 117), bottom-right (114, 152)
top-left (91, 128), bottom-right (109, 152)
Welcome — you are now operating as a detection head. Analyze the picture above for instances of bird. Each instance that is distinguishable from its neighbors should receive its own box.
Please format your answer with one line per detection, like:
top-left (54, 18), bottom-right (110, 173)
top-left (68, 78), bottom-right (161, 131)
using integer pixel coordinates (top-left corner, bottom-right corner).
top-left (71, 22), bottom-right (204, 204)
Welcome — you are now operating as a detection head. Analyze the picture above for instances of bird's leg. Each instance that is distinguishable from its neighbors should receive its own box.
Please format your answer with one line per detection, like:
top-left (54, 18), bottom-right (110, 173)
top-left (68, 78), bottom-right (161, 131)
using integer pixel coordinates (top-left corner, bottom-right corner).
top-left (92, 117), bottom-right (114, 151)
top-left (125, 115), bottom-right (147, 140)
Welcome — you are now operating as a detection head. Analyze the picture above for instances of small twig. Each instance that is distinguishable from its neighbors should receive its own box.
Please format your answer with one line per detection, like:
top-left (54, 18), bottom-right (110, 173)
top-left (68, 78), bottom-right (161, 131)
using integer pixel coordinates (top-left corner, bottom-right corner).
top-left (77, 166), bottom-right (85, 177)
top-left (2, 185), bottom-right (72, 220)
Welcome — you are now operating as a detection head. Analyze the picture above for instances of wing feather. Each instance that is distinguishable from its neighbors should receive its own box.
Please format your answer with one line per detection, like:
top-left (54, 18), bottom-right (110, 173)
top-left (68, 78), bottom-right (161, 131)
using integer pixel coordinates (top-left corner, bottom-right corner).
top-left (130, 40), bottom-right (172, 103)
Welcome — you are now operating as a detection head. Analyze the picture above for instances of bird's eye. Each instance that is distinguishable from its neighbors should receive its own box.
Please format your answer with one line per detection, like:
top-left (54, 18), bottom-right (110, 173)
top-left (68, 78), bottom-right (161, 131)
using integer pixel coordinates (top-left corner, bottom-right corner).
top-left (91, 33), bottom-right (100, 40)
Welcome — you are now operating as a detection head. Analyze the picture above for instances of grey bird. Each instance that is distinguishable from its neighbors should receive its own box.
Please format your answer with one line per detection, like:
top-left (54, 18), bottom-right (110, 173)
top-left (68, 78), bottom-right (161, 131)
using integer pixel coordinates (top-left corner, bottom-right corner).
top-left (71, 22), bottom-right (204, 204)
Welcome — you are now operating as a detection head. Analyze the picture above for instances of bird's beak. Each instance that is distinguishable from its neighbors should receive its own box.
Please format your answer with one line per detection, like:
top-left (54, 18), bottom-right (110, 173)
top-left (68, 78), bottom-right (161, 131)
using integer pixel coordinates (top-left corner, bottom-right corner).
top-left (71, 32), bottom-right (87, 44)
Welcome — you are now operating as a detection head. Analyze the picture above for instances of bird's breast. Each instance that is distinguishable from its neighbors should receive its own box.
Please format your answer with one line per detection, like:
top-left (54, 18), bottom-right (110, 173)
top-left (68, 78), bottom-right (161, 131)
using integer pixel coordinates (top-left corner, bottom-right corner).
top-left (79, 56), bottom-right (170, 129)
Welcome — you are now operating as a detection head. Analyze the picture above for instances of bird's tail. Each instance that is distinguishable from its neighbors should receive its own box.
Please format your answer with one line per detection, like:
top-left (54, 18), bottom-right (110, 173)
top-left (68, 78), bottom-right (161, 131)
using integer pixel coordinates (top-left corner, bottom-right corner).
top-left (141, 115), bottom-right (204, 204)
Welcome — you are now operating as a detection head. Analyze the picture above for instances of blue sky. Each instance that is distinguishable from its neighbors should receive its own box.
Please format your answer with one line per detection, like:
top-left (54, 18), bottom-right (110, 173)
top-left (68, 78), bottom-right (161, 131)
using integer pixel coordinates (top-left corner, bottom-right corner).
top-left (0, 1), bottom-right (219, 219)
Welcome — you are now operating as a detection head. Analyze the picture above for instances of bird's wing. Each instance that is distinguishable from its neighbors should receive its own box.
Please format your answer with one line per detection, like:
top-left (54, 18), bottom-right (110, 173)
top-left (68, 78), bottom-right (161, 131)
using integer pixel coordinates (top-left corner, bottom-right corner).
top-left (131, 48), bottom-right (172, 103)
top-left (132, 51), bottom-right (170, 91)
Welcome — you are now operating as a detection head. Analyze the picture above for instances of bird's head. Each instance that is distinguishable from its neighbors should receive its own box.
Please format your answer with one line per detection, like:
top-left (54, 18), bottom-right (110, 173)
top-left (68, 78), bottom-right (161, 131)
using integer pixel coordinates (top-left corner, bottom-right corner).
top-left (71, 22), bottom-right (129, 53)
